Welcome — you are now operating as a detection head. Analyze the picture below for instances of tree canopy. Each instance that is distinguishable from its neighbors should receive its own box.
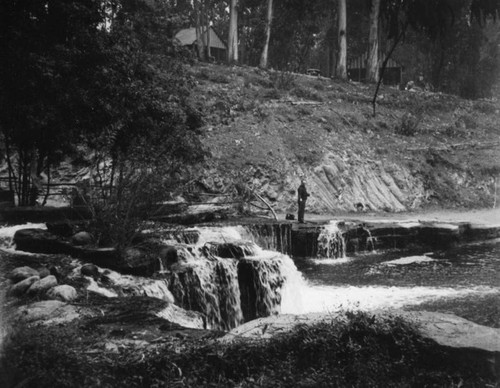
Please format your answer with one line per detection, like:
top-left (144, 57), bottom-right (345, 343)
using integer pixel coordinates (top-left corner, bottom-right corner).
top-left (0, 0), bottom-right (205, 205)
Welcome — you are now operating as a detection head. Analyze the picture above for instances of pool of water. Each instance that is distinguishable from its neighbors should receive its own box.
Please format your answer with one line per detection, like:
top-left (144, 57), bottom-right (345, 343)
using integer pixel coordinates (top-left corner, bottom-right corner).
top-left (283, 239), bottom-right (500, 325)
top-left (295, 239), bottom-right (500, 289)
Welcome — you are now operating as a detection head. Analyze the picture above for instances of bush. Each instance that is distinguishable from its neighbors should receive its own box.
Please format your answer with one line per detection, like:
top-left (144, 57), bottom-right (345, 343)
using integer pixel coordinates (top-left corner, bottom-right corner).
top-left (395, 109), bottom-right (423, 136)
top-left (270, 71), bottom-right (296, 90)
top-left (244, 73), bottom-right (273, 88)
top-left (198, 68), bottom-right (231, 84)
top-left (261, 88), bottom-right (282, 100)
top-left (291, 86), bottom-right (323, 102)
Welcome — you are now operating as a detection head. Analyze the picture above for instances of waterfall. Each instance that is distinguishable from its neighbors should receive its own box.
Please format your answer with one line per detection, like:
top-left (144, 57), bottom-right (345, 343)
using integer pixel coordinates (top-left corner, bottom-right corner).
top-left (317, 221), bottom-right (346, 258)
top-left (168, 258), bottom-right (243, 330)
top-left (164, 226), bottom-right (303, 330)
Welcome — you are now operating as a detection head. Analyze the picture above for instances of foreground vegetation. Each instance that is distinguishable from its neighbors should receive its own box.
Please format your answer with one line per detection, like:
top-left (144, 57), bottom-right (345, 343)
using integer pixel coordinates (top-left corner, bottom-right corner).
top-left (1, 311), bottom-right (495, 388)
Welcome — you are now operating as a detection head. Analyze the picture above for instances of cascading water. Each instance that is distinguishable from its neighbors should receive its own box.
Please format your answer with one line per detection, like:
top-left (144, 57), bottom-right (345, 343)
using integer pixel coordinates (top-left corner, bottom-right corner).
top-left (1, 220), bottom-right (498, 335)
top-left (241, 224), bottom-right (293, 254)
top-left (162, 226), bottom-right (302, 330)
top-left (317, 221), bottom-right (346, 259)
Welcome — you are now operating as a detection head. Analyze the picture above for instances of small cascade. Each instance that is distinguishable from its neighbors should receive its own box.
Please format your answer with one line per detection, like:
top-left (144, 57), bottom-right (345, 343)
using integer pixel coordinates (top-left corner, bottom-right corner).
top-left (317, 221), bottom-right (346, 259)
top-left (168, 258), bottom-right (243, 330)
top-left (241, 224), bottom-right (293, 254)
top-left (162, 226), bottom-right (302, 330)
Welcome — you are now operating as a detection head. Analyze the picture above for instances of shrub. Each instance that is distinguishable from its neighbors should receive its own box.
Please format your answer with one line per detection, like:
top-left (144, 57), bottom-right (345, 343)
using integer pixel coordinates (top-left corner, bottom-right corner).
top-left (291, 86), bottom-right (323, 102)
top-left (473, 100), bottom-right (497, 114)
top-left (197, 67), bottom-right (231, 84)
top-left (270, 71), bottom-right (296, 90)
top-left (261, 88), bottom-right (282, 100)
top-left (395, 110), bottom-right (423, 136)
top-left (244, 73), bottom-right (273, 88)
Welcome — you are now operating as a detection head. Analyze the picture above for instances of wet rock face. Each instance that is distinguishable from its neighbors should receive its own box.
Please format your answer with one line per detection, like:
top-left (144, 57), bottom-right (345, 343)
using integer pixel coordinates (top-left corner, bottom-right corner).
top-left (203, 242), bottom-right (255, 259)
top-left (159, 246), bottom-right (178, 267)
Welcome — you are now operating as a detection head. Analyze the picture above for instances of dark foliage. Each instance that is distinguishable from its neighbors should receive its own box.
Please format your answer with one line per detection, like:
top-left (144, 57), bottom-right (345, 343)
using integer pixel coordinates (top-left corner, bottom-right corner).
top-left (2, 311), bottom-right (495, 387)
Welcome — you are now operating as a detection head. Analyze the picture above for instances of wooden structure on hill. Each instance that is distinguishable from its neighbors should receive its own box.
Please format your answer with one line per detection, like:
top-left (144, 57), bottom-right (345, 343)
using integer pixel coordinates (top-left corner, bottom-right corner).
top-left (174, 27), bottom-right (227, 62)
top-left (348, 53), bottom-right (403, 86)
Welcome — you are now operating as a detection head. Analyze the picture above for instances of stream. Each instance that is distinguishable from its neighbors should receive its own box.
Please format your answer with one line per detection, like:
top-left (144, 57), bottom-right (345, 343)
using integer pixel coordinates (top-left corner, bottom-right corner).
top-left (1, 220), bottom-right (499, 336)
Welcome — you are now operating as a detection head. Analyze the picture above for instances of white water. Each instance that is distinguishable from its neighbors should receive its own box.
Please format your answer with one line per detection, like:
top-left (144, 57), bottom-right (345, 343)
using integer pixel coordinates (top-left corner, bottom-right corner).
top-left (160, 225), bottom-right (499, 319)
top-left (1, 222), bottom-right (498, 334)
top-left (281, 282), bottom-right (498, 314)
top-left (317, 221), bottom-right (346, 258)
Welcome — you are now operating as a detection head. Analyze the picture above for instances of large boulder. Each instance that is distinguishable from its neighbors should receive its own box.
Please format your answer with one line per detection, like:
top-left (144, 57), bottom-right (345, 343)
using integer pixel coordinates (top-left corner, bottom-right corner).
top-left (14, 228), bottom-right (74, 254)
top-left (71, 231), bottom-right (93, 246)
top-left (119, 247), bottom-right (161, 276)
top-left (80, 263), bottom-right (100, 279)
top-left (27, 275), bottom-right (58, 295)
top-left (9, 266), bottom-right (39, 283)
top-left (47, 285), bottom-right (78, 302)
top-left (159, 245), bottom-right (178, 267)
top-left (9, 275), bottom-right (40, 296)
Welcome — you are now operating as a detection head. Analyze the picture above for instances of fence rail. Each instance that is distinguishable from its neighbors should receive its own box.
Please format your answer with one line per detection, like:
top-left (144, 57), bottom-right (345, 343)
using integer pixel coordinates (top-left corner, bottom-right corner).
top-left (0, 176), bottom-right (240, 207)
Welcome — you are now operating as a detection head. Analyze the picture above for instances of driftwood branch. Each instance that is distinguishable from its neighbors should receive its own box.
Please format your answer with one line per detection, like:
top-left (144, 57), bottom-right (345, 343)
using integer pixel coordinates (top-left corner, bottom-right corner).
top-left (252, 190), bottom-right (278, 221)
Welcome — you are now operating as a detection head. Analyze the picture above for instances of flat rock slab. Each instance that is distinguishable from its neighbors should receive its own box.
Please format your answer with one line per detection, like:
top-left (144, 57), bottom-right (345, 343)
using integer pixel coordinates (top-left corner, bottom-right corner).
top-left (395, 310), bottom-right (500, 353)
top-left (15, 300), bottom-right (81, 325)
top-left (221, 310), bottom-right (500, 355)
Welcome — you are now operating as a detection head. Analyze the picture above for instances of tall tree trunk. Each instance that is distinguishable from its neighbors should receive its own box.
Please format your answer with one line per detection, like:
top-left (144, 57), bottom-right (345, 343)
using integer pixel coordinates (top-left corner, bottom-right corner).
top-left (194, 0), bottom-right (205, 60)
top-left (259, 0), bottom-right (273, 69)
top-left (366, 0), bottom-right (380, 83)
top-left (4, 134), bottom-right (16, 194)
top-left (336, 0), bottom-right (347, 79)
top-left (206, 6), bottom-right (211, 59)
top-left (228, 0), bottom-right (239, 64)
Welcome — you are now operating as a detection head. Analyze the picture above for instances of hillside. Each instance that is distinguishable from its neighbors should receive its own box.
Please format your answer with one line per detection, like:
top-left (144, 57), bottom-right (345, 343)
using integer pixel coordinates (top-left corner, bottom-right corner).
top-left (186, 63), bottom-right (500, 216)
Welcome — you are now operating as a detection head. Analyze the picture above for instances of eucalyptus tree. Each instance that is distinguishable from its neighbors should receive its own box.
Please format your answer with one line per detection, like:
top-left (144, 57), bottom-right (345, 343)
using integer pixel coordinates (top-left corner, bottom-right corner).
top-left (366, 0), bottom-right (381, 82)
top-left (336, 0), bottom-right (347, 79)
top-left (228, 0), bottom-right (239, 63)
top-left (259, 0), bottom-right (274, 68)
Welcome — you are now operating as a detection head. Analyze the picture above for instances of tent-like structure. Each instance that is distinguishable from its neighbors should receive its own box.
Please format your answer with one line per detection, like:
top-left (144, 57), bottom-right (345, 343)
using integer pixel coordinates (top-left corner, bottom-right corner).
top-left (347, 53), bottom-right (403, 86)
top-left (175, 27), bottom-right (227, 62)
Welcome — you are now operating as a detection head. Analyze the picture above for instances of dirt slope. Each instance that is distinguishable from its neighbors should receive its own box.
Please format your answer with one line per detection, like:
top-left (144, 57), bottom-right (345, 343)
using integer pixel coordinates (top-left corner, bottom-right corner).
top-left (188, 63), bottom-right (500, 215)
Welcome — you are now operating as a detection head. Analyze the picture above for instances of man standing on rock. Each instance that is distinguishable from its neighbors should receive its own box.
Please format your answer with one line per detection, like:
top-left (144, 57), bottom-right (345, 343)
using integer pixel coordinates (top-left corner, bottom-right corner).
top-left (297, 179), bottom-right (310, 223)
